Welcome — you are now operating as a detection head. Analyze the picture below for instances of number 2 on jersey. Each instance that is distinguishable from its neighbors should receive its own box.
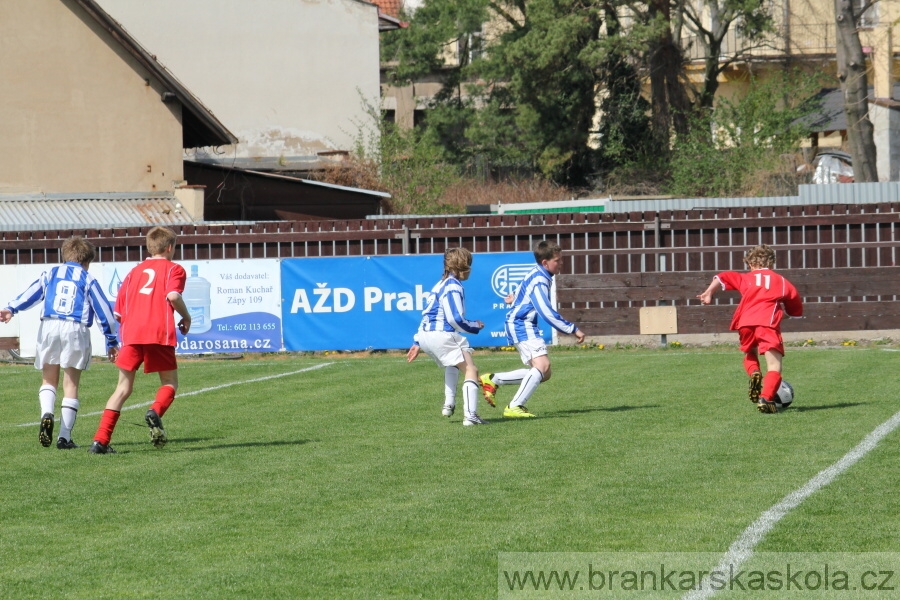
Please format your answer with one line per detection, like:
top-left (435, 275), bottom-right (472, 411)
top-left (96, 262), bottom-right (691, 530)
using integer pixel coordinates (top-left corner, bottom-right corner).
top-left (140, 269), bottom-right (156, 295)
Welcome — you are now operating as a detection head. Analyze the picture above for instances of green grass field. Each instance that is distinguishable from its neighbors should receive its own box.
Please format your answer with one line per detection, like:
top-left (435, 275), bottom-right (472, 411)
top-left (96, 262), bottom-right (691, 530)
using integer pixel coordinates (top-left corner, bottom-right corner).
top-left (2, 346), bottom-right (899, 599)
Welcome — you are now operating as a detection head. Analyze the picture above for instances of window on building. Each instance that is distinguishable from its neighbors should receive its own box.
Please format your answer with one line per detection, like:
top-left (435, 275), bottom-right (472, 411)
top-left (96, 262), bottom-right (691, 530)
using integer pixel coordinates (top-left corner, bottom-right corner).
top-left (854, 0), bottom-right (878, 27)
top-left (457, 29), bottom-right (484, 64)
top-left (468, 31), bottom-right (484, 62)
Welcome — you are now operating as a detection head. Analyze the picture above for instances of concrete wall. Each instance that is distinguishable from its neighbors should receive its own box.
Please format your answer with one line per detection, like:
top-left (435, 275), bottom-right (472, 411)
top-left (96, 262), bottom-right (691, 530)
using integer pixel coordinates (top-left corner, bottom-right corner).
top-left (97, 0), bottom-right (382, 159)
top-left (0, 0), bottom-right (185, 194)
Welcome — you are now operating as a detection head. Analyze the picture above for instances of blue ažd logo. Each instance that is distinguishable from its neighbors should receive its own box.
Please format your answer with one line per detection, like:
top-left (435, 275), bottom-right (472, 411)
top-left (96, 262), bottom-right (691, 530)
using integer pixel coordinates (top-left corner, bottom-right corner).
top-left (490, 264), bottom-right (534, 299)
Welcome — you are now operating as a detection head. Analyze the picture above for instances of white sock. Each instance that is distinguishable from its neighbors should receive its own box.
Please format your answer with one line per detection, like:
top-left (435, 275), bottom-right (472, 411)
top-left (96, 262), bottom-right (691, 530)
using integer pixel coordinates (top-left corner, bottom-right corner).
top-left (493, 369), bottom-right (530, 386)
top-left (444, 366), bottom-right (459, 408)
top-left (462, 379), bottom-right (479, 418)
top-left (510, 368), bottom-right (544, 407)
top-left (58, 398), bottom-right (79, 441)
top-left (39, 385), bottom-right (56, 417)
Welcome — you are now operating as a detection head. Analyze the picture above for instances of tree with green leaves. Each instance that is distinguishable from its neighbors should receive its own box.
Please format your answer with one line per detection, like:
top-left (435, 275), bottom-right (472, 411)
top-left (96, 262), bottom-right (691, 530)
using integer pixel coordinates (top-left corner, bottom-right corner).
top-left (383, 0), bottom-right (610, 185)
top-left (381, 0), bottom-right (810, 193)
top-left (644, 0), bottom-right (693, 144)
top-left (595, 3), bottom-right (655, 171)
top-left (381, 0), bottom-right (489, 88)
top-left (668, 70), bottom-right (825, 196)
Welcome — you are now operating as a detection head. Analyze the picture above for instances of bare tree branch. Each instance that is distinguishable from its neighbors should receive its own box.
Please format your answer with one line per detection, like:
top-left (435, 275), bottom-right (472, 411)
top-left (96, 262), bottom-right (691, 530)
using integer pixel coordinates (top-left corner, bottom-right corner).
top-left (487, 1), bottom-right (523, 30)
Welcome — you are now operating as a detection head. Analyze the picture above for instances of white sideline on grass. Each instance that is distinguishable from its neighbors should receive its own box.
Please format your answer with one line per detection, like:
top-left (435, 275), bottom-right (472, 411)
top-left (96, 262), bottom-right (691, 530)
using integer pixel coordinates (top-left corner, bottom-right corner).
top-left (16, 362), bottom-right (333, 427)
top-left (682, 408), bottom-right (900, 600)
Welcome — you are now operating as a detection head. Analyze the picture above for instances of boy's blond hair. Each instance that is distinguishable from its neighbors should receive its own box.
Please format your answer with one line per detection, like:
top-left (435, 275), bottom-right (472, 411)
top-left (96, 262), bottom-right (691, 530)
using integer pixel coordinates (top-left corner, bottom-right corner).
top-left (534, 240), bottom-right (562, 263)
top-left (443, 247), bottom-right (472, 280)
top-left (146, 226), bottom-right (177, 256)
top-left (744, 244), bottom-right (776, 269)
top-left (61, 236), bottom-right (95, 266)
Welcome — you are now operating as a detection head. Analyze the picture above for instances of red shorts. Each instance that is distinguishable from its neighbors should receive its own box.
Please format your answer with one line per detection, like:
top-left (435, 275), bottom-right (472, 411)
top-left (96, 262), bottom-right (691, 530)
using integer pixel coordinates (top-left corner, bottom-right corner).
top-left (116, 344), bottom-right (178, 374)
top-left (738, 326), bottom-right (784, 356)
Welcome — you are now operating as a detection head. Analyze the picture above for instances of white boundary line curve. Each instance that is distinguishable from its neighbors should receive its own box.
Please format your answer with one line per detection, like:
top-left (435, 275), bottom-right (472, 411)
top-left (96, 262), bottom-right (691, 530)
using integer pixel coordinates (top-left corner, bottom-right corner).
top-left (682, 408), bottom-right (900, 600)
top-left (16, 362), bottom-right (333, 427)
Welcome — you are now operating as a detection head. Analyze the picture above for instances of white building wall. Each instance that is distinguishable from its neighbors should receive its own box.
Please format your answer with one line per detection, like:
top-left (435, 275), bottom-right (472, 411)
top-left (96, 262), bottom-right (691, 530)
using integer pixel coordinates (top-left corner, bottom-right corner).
top-left (872, 105), bottom-right (900, 182)
top-left (0, 0), bottom-right (185, 194)
top-left (97, 0), bottom-right (382, 159)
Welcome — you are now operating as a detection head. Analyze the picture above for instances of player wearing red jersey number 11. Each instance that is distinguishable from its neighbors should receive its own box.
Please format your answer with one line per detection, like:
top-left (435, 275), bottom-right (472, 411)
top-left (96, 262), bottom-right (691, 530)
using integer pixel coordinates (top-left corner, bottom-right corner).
top-left (698, 244), bottom-right (803, 414)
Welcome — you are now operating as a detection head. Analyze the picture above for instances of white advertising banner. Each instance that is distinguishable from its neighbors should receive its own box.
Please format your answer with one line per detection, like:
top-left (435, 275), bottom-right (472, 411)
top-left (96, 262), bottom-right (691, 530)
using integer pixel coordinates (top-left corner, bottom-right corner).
top-left (101, 259), bottom-right (283, 354)
top-left (4, 259), bottom-right (283, 358)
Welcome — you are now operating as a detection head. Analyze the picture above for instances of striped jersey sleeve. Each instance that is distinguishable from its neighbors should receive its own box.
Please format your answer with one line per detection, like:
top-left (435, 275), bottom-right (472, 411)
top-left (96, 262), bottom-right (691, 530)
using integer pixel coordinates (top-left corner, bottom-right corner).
top-left (85, 277), bottom-right (119, 348)
top-left (5, 263), bottom-right (118, 346)
top-left (418, 277), bottom-right (482, 334)
top-left (5, 272), bottom-right (51, 316)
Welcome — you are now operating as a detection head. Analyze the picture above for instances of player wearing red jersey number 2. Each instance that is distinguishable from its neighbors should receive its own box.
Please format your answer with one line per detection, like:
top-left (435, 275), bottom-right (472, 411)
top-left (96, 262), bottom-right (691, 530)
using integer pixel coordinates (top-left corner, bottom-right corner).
top-left (89, 226), bottom-right (191, 454)
top-left (698, 244), bottom-right (803, 414)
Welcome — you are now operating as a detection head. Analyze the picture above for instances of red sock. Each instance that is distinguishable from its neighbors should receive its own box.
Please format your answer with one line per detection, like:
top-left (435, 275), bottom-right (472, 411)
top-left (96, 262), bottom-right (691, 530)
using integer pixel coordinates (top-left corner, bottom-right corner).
top-left (743, 354), bottom-right (761, 377)
top-left (761, 371), bottom-right (782, 402)
top-left (150, 385), bottom-right (175, 418)
top-left (94, 409), bottom-right (120, 446)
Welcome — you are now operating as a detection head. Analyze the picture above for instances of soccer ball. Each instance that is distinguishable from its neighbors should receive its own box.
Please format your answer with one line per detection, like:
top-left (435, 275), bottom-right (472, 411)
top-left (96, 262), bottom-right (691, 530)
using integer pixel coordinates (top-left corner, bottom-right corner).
top-left (774, 380), bottom-right (794, 409)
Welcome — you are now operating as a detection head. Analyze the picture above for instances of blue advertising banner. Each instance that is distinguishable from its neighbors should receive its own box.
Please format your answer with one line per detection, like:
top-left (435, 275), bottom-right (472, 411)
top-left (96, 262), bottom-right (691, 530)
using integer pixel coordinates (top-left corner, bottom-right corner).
top-left (281, 253), bottom-right (548, 351)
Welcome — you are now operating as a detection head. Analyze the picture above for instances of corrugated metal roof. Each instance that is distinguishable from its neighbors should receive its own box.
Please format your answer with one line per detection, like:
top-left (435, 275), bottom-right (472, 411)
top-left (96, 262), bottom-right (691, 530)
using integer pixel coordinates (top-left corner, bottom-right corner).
top-left (601, 182), bottom-right (900, 213)
top-left (0, 193), bottom-right (196, 231)
top-left (376, 182), bottom-right (900, 219)
top-left (603, 194), bottom-right (801, 213)
top-left (798, 181), bottom-right (900, 204)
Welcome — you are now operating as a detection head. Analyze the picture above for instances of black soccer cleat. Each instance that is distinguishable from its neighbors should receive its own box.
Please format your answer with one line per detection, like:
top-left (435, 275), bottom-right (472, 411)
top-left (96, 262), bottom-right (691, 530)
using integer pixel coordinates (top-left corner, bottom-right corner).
top-left (88, 441), bottom-right (116, 454)
top-left (748, 372), bottom-right (763, 404)
top-left (757, 398), bottom-right (778, 414)
top-left (145, 409), bottom-right (168, 448)
top-left (39, 413), bottom-right (54, 448)
top-left (56, 438), bottom-right (79, 450)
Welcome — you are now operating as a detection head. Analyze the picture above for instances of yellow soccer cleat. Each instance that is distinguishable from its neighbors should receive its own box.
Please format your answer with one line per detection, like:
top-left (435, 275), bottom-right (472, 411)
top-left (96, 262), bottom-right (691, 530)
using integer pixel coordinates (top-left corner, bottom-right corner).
top-left (503, 404), bottom-right (536, 418)
top-left (479, 374), bottom-right (497, 408)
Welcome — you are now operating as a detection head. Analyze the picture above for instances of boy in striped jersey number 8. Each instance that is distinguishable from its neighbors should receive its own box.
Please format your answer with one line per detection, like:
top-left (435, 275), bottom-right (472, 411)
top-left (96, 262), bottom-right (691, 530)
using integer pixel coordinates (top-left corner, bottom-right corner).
top-left (480, 241), bottom-right (585, 418)
top-left (1, 236), bottom-right (119, 449)
top-left (407, 248), bottom-right (489, 426)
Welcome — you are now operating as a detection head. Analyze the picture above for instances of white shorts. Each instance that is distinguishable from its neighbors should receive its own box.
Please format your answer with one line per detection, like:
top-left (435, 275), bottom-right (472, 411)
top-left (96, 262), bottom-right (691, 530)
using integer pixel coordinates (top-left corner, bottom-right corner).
top-left (515, 337), bottom-right (548, 366)
top-left (34, 319), bottom-right (92, 370)
top-left (417, 330), bottom-right (473, 368)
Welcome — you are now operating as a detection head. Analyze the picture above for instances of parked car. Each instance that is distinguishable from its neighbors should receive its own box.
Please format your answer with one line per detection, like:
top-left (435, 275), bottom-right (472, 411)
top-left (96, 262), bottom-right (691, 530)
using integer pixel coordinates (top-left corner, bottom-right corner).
top-left (802, 150), bottom-right (854, 184)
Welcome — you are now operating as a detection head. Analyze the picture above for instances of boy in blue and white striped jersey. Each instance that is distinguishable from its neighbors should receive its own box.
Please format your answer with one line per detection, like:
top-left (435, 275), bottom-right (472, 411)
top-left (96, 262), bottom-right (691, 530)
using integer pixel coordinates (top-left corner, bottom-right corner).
top-left (480, 240), bottom-right (584, 418)
top-left (407, 248), bottom-right (488, 426)
top-left (1, 236), bottom-right (118, 449)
